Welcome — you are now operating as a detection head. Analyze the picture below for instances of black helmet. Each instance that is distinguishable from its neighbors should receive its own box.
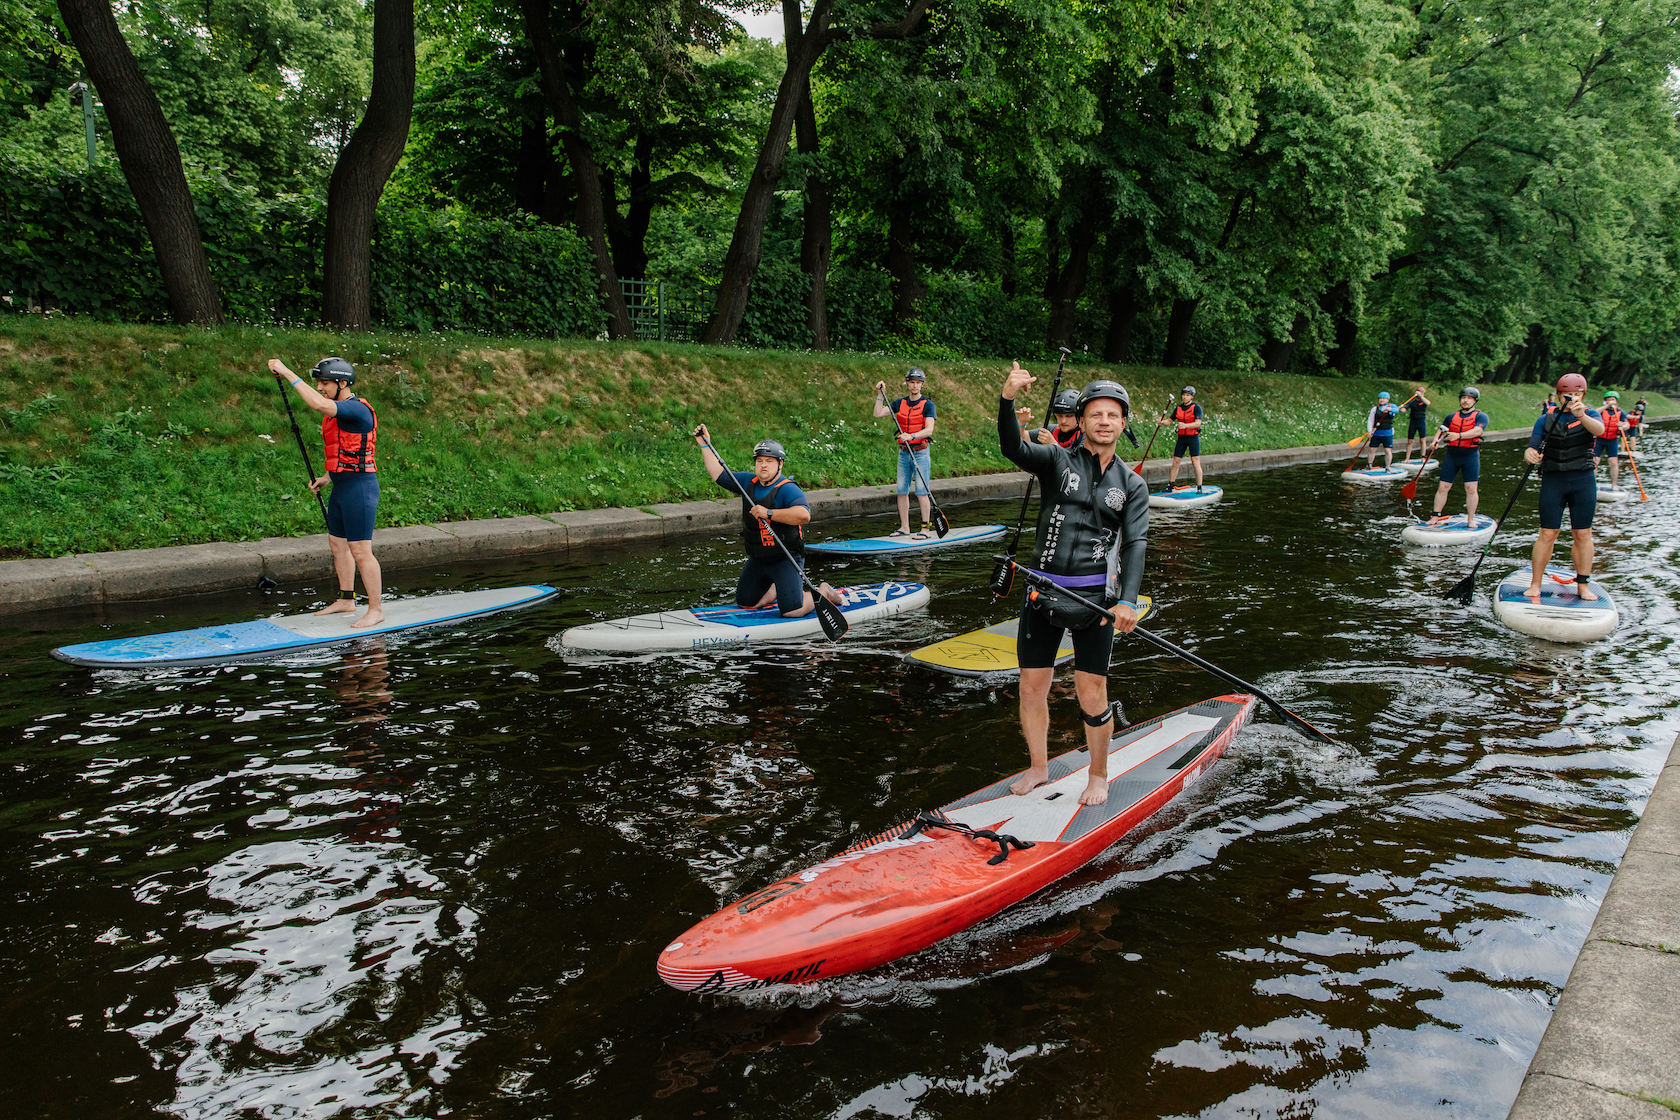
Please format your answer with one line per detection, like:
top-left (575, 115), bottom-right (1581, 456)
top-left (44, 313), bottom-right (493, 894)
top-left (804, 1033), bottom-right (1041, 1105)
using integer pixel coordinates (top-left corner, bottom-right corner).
top-left (1076, 379), bottom-right (1130, 417)
top-left (1181, 385), bottom-right (1196, 396)
top-left (312, 356), bottom-right (355, 384)
top-left (1051, 389), bottom-right (1080, 415)
top-left (1460, 386), bottom-right (1480, 400)
top-left (905, 367), bottom-right (926, 382)
top-left (752, 439), bottom-right (787, 461)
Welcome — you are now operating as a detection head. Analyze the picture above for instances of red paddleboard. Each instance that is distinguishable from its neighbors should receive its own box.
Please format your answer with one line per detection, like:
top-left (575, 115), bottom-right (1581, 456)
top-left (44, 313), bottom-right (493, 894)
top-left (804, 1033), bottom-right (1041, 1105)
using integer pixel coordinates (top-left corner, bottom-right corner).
top-left (659, 693), bottom-right (1257, 993)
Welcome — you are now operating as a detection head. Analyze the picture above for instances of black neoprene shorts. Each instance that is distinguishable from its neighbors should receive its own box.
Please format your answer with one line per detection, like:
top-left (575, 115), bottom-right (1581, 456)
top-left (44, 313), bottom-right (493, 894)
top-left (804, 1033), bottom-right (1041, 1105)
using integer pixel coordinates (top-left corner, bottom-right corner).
top-left (1017, 593), bottom-right (1116, 676)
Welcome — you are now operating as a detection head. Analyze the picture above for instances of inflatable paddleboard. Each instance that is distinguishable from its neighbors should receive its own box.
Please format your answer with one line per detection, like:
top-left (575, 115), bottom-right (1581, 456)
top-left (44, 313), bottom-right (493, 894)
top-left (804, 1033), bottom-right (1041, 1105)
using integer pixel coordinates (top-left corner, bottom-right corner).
top-left (1400, 513), bottom-right (1497, 547)
top-left (558, 581), bottom-right (928, 653)
top-left (1398, 458), bottom-right (1439, 475)
top-left (658, 694), bottom-right (1257, 993)
top-left (1597, 485), bottom-right (1632, 501)
top-left (906, 596), bottom-right (1153, 679)
top-left (52, 585), bottom-right (559, 669)
top-left (805, 524), bottom-right (1007, 556)
top-left (1341, 466), bottom-right (1411, 484)
top-left (1148, 485), bottom-right (1223, 509)
top-left (1493, 567), bottom-right (1617, 643)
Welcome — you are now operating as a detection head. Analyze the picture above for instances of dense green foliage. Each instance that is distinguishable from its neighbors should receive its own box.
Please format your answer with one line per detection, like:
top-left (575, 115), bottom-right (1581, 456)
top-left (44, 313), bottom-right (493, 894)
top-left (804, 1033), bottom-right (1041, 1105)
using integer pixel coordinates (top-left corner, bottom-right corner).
top-left (3, 0), bottom-right (1679, 385)
top-left (2, 318), bottom-right (1671, 557)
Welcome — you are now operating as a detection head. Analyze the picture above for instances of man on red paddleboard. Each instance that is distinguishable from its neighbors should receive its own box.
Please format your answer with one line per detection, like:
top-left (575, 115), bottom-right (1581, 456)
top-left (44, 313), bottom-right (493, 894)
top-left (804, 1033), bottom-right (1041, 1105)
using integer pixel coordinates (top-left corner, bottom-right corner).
top-left (999, 364), bottom-right (1150, 806)
top-left (692, 428), bottom-right (842, 617)
top-left (1523, 373), bottom-right (1605, 601)
top-left (1426, 387), bottom-right (1489, 524)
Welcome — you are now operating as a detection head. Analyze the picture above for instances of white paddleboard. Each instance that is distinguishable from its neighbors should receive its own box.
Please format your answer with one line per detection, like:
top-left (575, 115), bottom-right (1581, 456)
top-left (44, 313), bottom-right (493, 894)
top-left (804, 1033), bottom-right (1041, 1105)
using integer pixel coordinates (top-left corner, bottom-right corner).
top-left (558, 581), bottom-right (929, 653)
top-left (1148, 485), bottom-right (1223, 509)
top-left (1400, 513), bottom-right (1497, 547)
top-left (805, 524), bottom-right (1007, 556)
top-left (52, 585), bottom-right (560, 668)
top-left (1398, 458), bottom-right (1439, 475)
top-left (1493, 567), bottom-right (1617, 643)
top-left (1341, 466), bottom-right (1411, 484)
top-left (1597, 485), bottom-right (1632, 501)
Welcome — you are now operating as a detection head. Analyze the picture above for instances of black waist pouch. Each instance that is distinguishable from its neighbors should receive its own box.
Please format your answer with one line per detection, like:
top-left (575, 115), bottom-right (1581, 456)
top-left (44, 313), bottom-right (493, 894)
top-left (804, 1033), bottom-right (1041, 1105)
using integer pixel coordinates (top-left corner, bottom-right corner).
top-left (1028, 583), bottom-right (1110, 632)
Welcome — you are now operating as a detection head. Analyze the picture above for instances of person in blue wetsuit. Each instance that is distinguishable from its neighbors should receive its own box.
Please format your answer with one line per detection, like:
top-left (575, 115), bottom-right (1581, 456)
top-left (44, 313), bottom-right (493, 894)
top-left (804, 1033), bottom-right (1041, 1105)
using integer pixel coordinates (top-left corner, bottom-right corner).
top-left (692, 426), bottom-right (841, 617)
top-left (1427, 387), bottom-right (1490, 524)
top-left (1523, 373), bottom-right (1605, 601)
top-left (270, 356), bottom-right (384, 628)
top-left (1365, 391), bottom-right (1400, 470)
top-left (998, 362), bottom-right (1150, 808)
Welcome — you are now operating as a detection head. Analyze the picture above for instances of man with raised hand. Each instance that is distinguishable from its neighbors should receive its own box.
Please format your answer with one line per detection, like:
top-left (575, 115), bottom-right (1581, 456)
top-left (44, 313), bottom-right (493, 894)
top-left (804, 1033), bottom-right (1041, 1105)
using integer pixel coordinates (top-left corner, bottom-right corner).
top-left (1402, 386), bottom-right (1432, 464)
top-left (1524, 373), bottom-right (1606, 601)
top-left (998, 363), bottom-right (1150, 807)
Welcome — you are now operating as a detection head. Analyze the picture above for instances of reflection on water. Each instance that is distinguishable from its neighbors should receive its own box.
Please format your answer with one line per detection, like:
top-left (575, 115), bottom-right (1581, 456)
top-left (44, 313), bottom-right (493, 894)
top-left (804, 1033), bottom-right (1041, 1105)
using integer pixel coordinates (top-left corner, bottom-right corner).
top-left (0, 431), bottom-right (1676, 1118)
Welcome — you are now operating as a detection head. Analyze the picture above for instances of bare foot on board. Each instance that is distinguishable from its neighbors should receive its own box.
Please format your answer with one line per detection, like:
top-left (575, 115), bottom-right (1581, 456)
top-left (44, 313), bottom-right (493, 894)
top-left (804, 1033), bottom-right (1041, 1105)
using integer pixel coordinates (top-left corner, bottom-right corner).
top-left (1576, 581), bottom-right (1599, 602)
top-left (351, 608), bottom-right (385, 628)
top-left (1078, 776), bottom-right (1110, 806)
top-left (1010, 766), bottom-right (1049, 796)
top-left (818, 582), bottom-right (845, 606)
top-left (315, 599), bottom-right (358, 617)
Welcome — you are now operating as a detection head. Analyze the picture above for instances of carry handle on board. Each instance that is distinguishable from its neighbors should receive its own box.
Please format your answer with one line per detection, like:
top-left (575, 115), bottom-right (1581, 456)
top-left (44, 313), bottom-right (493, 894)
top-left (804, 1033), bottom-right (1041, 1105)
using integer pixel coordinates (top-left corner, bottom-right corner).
top-left (700, 437), bottom-right (849, 641)
top-left (991, 347), bottom-right (1070, 598)
top-left (1005, 561), bottom-right (1340, 745)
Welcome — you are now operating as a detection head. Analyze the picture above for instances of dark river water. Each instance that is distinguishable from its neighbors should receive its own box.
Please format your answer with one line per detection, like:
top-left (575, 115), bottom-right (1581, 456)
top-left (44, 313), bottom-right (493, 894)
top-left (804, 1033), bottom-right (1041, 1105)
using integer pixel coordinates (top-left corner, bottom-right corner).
top-left (3, 432), bottom-right (1677, 1120)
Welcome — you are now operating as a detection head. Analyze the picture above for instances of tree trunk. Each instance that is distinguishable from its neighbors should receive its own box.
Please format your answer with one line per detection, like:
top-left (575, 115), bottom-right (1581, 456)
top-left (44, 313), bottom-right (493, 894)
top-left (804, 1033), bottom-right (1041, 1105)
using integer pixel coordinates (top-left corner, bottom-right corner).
top-left (609, 132), bottom-right (655, 280)
top-left (1318, 280), bottom-right (1358, 375)
top-left (57, 0), bottom-right (221, 324)
top-left (522, 0), bottom-right (633, 338)
top-left (322, 0), bottom-right (414, 330)
top-left (787, 0), bottom-right (830, 350)
top-left (1103, 283), bottom-right (1139, 363)
top-left (886, 195), bottom-right (924, 333)
top-left (1046, 213), bottom-right (1095, 348)
top-left (702, 0), bottom-right (930, 344)
top-left (1164, 298), bottom-right (1199, 367)
top-left (514, 100), bottom-right (549, 216)
top-left (1260, 311), bottom-right (1307, 372)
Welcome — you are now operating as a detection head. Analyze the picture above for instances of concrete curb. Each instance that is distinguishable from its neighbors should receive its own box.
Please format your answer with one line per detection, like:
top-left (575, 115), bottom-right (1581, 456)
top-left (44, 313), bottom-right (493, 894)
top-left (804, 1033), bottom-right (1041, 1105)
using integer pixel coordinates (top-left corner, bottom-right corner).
top-left (0, 419), bottom-right (1646, 616)
top-left (1506, 731), bottom-right (1680, 1118)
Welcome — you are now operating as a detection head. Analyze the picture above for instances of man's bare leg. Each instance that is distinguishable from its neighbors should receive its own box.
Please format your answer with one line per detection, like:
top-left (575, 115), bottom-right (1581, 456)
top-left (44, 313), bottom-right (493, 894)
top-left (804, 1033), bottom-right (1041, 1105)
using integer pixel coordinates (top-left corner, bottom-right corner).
top-left (1464, 481), bottom-right (1479, 520)
top-left (1609, 456), bottom-right (1620, 488)
top-left (349, 541), bottom-right (383, 627)
top-left (917, 493), bottom-right (932, 530)
top-left (1527, 529), bottom-right (1561, 598)
top-left (1168, 456), bottom-right (1182, 486)
top-left (1011, 667), bottom-right (1054, 795)
top-left (315, 535), bottom-right (360, 615)
top-left (1192, 456), bottom-right (1204, 487)
top-left (1383, 446), bottom-right (1394, 468)
top-left (896, 493), bottom-right (911, 534)
top-left (1571, 528), bottom-right (1598, 600)
top-left (1074, 670), bottom-right (1113, 806)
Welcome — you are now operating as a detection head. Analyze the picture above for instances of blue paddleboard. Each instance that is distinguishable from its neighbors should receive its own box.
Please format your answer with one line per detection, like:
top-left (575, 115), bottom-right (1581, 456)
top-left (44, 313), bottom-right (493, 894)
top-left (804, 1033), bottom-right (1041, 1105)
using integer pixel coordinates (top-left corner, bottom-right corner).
top-left (1148, 485), bottom-right (1223, 509)
top-left (1493, 567), bottom-right (1617, 643)
top-left (805, 524), bottom-right (1007, 556)
top-left (53, 585), bottom-right (559, 668)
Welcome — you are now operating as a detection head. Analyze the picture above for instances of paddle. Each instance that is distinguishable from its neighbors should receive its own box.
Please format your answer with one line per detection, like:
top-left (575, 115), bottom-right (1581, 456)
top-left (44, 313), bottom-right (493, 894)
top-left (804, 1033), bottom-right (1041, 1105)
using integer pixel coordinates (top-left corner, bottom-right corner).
top-left (990, 349), bottom-right (1070, 599)
top-left (1400, 431), bottom-right (1441, 503)
top-left (272, 369), bottom-right (330, 528)
top-left (1005, 561), bottom-right (1340, 745)
top-left (1343, 392), bottom-right (1417, 447)
top-left (1342, 429), bottom-right (1375, 474)
top-left (1444, 412), bottom-right (1557, 605)
top-left (697, 435), bottom-right (849, 641)
top-left (1622, 435), bottom-right (1649, 501)
top-left (1133, 403), bottom-right (1168, 476)
top-left (878, 388), bottom-right (950, 537)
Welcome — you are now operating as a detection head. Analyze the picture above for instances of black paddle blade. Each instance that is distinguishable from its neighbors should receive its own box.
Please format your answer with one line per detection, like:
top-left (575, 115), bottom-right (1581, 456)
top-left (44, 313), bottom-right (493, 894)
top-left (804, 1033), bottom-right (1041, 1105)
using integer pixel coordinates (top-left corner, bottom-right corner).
top-left (1268, 701), bottom-right (1339, 745)
top-left (989, 556), bottom-right (1016, 598)
top-left (933, 508), bottom-right (951, 538)
top-left (812, 591), bottom-right (849, 641)
top-left (1443, 574), bottom-right (1476, 605)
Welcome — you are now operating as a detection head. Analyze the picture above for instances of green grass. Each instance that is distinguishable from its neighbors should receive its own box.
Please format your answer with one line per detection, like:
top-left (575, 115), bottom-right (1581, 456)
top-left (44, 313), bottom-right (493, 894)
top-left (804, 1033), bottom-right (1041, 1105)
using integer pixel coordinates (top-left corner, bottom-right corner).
top-left (1, 316), bottom-right (1672, 558)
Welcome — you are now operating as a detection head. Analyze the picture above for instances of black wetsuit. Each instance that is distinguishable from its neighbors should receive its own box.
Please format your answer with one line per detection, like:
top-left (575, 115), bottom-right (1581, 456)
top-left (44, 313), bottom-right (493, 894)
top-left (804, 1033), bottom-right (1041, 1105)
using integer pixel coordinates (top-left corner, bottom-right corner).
top-left (998, 397), bottom-right (1149, 674)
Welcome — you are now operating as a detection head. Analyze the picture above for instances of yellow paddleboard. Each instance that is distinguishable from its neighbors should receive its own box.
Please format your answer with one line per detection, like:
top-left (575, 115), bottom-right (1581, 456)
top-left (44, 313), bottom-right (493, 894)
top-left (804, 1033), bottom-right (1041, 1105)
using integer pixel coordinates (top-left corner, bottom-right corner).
top-left (906, 596), bottom-right (1153, 679)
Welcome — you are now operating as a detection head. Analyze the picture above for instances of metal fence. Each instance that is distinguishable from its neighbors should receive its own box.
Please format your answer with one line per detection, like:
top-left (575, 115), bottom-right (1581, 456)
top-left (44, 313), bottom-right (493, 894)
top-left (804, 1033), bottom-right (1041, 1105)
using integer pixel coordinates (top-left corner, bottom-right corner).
top-left (619, 279), bottom-right (713, 342)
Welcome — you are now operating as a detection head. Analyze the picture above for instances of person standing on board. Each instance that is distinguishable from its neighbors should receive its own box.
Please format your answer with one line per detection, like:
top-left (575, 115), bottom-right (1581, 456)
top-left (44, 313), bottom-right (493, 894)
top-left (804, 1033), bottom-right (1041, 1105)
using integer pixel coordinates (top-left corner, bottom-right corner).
top-left (873, 368), bottom-right (937, 538)
top-left (998, 364), bottom-right (1150, 807)
top-left (692, 428), bottom-right (842, 617)
top-left (1166, 385), bottom-right (1206, 492)
top-left (1626, 398), bottom-right (1648, 453)
top-left (1523, 373), bottom-right (1606, 601)
top-left (1365, 391), bottom-right (1401, 470)
top-left (1402, 386), bottom-right (1432, 464)
top-left (1427, 387), bottom-right (1490, 525)
top-left (1594, 390), bottom-right (1626, 490)
top-left (1031, 389), bottom-right (1085, 450)
top-left (268, 356), bottom-right (385, 628)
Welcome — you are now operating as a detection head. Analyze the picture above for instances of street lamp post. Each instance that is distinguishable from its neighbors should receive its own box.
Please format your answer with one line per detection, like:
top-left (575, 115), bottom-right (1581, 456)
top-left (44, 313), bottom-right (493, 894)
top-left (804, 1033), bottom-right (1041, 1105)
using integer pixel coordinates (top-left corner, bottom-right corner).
top-left (67, 81), bottom-right (98, 167)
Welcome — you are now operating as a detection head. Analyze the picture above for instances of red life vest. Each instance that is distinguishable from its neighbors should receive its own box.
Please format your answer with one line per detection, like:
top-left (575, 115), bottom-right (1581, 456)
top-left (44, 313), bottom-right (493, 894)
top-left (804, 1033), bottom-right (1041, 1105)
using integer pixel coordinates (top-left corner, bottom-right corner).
top-left (1053, 424), bottom-right (1083, 450)
top-left (1600, 405), bottom-right (1622, 438)
top-left (895, 397), bottom-right (933, 450)
top-left (1173, 403), bottom-right (1200, 432)
top-left (323, 399), bottom-right (377, 473)
top-left (1443, 408), bottom-right (1484, 448)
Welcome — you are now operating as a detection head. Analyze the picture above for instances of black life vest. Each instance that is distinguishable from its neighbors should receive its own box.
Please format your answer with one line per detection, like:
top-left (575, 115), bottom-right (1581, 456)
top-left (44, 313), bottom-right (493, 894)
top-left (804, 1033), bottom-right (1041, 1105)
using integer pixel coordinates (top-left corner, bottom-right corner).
top-left (739, 476), bottom-right (804, 562)
top-left (1541, 411), bottom-right (1595, 474)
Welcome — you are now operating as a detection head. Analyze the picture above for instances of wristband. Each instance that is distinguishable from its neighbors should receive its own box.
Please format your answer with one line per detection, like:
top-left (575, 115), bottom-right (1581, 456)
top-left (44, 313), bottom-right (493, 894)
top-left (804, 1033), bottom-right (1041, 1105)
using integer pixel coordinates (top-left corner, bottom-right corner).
top-left (291, 379), bottom-right (303, 387)
top-left (1114, 600), bottom-right (1137, 611)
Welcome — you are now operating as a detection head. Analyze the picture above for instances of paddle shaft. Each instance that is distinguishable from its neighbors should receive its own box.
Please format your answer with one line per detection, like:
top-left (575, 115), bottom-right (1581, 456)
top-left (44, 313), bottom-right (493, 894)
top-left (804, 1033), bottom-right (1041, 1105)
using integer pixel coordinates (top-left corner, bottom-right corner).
top-left (1447, 413), bottom-right (1557, 600)
top-left (1400, 430), bottom-right (1443, 503)
top-left (1133, 407), bottom-right (1168, 475)
top-left (700, 439), bottom-right (847, 639)
top-left (1006, 563), bottom-right (1337, 745)
top-left (877, 390), bottom-right (949, 535)
top-left (1621, 434), bottom-right (1649, 500)
top-left (273, 373), bottom-right (330, 527)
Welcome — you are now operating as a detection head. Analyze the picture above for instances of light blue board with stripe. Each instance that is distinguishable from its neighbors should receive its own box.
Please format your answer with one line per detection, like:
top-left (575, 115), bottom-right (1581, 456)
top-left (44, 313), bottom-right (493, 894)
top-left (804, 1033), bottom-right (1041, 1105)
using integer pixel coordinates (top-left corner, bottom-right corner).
top-left (805, 524), bottom-right (1007, 556)
top-left (53, 585), bottom-right (559, 668)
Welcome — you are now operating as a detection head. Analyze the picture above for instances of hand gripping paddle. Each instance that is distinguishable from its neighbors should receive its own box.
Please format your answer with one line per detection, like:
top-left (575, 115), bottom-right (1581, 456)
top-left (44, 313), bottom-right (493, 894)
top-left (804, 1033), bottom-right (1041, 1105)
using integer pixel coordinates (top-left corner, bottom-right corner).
top-left (1006, 562), bottom-right (1340, 745)
top-left (880, 391), bottom-right (949, 537)
top-left (701, 439), bottom-right (848, 641)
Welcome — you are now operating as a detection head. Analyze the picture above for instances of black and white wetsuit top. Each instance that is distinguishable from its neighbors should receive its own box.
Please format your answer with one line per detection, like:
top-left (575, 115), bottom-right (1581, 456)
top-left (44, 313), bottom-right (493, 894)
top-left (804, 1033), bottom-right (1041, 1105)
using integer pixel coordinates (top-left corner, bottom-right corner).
top-left (997, 396), bottom-right (1149, 602)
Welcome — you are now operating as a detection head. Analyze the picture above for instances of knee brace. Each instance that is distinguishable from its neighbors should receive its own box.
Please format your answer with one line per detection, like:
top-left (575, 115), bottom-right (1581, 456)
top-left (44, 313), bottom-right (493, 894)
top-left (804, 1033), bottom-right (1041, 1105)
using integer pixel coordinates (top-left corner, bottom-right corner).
top-left (1082, 701), bottom-right (1115, 728)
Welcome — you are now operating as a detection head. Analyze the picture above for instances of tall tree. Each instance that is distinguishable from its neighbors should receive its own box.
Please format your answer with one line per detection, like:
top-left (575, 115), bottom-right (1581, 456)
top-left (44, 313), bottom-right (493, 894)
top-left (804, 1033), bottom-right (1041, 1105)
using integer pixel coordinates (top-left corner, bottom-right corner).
top-left (55, 0), bottom-right (221, 323)
top-left (323, 0), bottom-right (414, 330)
top-left (786, 0), bottom-right (831, 349)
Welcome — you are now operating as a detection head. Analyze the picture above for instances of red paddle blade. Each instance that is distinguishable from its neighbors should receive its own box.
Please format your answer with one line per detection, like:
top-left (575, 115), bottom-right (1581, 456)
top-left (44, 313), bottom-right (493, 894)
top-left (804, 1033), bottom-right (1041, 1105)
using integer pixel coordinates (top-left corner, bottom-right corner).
top-left (1400, 478), bottom-right (1418, 501)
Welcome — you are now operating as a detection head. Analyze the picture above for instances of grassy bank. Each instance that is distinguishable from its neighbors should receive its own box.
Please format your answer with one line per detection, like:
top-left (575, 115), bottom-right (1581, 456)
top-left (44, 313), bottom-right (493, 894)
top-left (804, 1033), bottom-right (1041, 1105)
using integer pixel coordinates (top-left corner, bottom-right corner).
top-left (1, 317), bottom-right (1672, 558)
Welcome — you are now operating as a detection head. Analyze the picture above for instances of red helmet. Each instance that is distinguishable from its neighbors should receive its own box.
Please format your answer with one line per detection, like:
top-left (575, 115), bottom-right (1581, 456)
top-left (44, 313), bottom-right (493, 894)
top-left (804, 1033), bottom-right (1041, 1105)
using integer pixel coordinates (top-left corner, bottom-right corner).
top-left (1555, 372), bottom-right (1588, 393)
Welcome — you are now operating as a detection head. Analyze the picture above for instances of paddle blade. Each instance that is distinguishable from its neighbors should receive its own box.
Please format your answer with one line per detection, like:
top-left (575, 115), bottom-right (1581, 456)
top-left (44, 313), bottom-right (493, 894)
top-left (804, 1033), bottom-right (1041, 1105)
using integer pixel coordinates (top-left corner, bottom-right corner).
top-left (1270, 701), bottom-right (1339, 746)
top-left (1347, 432), bottom-right (1368, 447)
top-left (1400, 478), bottom-right (1418, 501)
top-left (1443, 573), bottom-right (1476, 605)
top-left (933, 508), bottom-right (951, 537)
top-left (813, 592), bottom-right (849, 641)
